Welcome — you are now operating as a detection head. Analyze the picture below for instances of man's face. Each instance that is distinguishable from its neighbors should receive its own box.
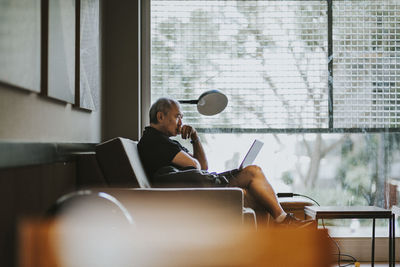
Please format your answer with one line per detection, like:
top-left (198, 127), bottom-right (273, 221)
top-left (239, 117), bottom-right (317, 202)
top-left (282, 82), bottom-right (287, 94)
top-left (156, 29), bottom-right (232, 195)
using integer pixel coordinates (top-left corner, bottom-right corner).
top-left (159, 103), bottom-right (183, 136)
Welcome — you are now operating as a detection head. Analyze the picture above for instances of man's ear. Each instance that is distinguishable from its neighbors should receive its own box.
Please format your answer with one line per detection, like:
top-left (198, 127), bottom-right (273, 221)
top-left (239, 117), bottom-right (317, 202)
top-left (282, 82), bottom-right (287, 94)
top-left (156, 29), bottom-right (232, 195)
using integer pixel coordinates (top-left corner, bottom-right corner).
top-left (156, 111), bottom-right (164, 123)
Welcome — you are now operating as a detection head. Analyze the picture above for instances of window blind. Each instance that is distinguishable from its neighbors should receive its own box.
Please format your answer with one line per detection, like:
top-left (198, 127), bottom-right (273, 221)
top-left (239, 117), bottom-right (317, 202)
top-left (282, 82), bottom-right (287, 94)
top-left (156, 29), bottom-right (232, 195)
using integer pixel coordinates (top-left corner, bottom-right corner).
top-left (150, 0), bottom-right (400, 131)
top-left (333, 0), bottom-right (400, 129)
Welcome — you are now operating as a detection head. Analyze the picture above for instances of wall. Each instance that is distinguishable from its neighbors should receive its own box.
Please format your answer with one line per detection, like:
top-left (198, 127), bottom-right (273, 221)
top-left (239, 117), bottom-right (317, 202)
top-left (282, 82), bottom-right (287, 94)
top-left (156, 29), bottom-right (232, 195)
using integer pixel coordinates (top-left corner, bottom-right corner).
top-left (0, 1), bottom-right (108, 266)
top-left (0, 0), bottom-right (103, 143)
top-left (0, 162), bottom-right (77, 267)
top-left (0, 85), bottom-right (102, 142)
top-left (102, 0), bottom-right (141, 141)
top-left (0, 0), bottom-right (142, 143)
top-left (0, 0), bottom-right (143, 266)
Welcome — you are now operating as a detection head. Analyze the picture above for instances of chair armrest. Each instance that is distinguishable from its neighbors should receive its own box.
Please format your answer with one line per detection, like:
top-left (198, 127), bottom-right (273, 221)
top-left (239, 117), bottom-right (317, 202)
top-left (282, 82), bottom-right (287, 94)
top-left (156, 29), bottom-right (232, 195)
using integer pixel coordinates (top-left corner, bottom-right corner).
top-left (243, 207), bottom-right (257, 229)
top-left (97, 187), bottom-right (247, 227)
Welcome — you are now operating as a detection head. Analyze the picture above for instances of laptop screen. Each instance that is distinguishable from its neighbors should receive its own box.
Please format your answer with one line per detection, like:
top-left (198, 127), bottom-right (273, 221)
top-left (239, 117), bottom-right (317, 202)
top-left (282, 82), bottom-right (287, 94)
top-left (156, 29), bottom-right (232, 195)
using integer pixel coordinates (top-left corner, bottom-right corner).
top-left (239, 139), bottom-right (264, 169)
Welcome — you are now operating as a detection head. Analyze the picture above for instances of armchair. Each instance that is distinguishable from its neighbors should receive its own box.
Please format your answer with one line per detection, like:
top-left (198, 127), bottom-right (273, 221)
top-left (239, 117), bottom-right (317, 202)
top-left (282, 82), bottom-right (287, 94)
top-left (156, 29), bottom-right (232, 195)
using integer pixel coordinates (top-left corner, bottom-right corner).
top-left (95, 137), bottom-right (257, 227)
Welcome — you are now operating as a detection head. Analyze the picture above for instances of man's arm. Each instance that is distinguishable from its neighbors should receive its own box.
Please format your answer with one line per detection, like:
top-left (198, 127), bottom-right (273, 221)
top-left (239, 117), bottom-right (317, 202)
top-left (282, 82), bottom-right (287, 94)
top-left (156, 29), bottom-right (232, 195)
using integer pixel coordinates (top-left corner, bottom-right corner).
top-left (172, 150), bottom-right (201, 170)
top-left (180, 125), bottom-right (208, 170)
top-left (190, 133), bottom-right (208, 170)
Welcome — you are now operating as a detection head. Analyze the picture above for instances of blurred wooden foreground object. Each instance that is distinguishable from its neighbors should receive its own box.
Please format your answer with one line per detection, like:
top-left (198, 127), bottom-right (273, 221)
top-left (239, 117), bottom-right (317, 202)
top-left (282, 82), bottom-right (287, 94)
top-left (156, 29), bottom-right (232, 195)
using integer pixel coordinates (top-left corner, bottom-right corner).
top-left (19, 218), bottom-right (333, 267)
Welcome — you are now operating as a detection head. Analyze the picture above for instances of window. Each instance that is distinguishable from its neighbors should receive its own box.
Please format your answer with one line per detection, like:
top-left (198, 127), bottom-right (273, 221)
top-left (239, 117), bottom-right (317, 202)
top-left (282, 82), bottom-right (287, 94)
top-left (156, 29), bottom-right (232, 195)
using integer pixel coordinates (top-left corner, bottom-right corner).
top-left (146, 0), bottom-right (400, 242)
top-left (333, 1), bottom-right (400, 128)
top-left (150, 0), bottom-right (400, 132)
top-left (151, 0), bottom-right (329, 130)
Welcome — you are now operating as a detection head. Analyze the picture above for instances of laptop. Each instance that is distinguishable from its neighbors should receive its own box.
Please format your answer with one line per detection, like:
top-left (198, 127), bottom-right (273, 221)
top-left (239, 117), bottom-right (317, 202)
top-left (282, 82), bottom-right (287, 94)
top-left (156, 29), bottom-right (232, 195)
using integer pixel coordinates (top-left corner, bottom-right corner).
top-left (218, 139), bottom-right (264, 177)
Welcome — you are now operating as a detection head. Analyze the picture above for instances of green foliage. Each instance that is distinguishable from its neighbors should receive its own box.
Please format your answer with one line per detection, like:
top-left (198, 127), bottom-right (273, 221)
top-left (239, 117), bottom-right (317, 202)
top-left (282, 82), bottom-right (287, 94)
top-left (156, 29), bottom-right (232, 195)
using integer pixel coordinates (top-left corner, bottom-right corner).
top-left (335, 135), bottom-right (381, 206)
top-left (340, 138), bottom-right (353, 156)
top-left (281, 171), bottom-right (294, 185)
top-left (386, 133), bottom-right (400, 163)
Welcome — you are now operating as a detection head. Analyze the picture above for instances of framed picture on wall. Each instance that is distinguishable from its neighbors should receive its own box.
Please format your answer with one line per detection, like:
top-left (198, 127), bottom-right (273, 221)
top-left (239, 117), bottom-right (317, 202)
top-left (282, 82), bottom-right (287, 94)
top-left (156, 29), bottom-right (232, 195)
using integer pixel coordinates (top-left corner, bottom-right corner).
top-left (0, 0), bottom-right (41, 92)
top-left (46, 0), bottom-right (76, 103)
top-left (76, 0), bottom-right (100, 111)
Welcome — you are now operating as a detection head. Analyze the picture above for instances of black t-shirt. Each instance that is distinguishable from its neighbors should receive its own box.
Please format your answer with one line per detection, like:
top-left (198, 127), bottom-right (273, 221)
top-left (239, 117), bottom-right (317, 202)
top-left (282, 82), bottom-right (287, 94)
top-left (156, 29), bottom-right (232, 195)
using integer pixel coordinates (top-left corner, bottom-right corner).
top-left (137, 126), bottom-right (189, 179)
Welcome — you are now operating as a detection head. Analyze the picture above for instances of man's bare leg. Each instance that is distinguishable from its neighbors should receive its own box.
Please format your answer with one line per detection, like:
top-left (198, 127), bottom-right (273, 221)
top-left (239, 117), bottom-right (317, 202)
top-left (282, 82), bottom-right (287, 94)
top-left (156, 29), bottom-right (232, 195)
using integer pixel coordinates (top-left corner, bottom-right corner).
top-left (229, 165), bottom-right (286, 219)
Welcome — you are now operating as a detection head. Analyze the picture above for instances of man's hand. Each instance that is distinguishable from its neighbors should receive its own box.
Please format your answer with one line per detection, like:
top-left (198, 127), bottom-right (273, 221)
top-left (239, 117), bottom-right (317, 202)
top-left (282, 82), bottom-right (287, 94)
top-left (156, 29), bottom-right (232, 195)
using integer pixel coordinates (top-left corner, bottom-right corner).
top-left (180, 125), bottom-right (198, 141)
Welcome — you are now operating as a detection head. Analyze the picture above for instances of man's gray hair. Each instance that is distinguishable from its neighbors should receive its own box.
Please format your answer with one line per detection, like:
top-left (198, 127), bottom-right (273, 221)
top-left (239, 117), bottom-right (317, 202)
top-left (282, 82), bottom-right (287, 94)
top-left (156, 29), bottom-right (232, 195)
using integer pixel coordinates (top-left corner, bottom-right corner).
top-left (149, 98), bottom-right (179, 124)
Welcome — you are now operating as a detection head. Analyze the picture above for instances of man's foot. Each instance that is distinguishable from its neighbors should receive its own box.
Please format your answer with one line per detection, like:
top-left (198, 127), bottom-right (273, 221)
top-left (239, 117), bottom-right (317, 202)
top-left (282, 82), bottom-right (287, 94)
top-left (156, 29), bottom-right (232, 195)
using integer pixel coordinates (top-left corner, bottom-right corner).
top-left (281, 213), bottom-right (316, 228)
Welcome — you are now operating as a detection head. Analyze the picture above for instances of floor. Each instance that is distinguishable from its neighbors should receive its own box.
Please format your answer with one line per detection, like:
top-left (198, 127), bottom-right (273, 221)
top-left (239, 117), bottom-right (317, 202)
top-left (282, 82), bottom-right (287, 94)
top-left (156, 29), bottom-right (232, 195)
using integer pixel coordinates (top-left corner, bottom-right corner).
top-left (340, 263), bottom-right (398, 266)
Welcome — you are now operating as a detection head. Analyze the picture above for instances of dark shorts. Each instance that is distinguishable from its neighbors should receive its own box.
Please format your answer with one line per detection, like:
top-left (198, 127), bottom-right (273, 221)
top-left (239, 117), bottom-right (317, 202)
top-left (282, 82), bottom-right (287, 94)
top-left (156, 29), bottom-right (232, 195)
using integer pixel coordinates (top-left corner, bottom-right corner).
top-left (151, 166), bottom-right (230, 188)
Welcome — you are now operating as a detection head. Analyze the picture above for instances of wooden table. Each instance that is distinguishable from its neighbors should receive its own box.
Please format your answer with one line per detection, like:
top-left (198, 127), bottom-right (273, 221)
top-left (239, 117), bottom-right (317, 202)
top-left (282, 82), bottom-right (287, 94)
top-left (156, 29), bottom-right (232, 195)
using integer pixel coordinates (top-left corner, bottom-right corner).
top-left (304, 206), bottom-right (395, 267)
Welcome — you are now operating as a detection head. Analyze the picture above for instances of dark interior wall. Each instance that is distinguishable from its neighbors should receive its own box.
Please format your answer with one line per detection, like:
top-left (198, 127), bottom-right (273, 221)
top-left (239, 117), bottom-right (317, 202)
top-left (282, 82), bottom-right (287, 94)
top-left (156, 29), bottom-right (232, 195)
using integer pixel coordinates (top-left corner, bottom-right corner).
top-left (102, 0), bottom-right (141, 141)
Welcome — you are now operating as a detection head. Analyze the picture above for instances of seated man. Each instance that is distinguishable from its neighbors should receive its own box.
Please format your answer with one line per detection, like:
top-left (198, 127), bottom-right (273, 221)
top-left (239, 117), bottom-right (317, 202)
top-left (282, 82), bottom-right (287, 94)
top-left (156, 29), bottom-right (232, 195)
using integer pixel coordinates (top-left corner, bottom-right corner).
top-left (138, 97), bottom-right (311, 226)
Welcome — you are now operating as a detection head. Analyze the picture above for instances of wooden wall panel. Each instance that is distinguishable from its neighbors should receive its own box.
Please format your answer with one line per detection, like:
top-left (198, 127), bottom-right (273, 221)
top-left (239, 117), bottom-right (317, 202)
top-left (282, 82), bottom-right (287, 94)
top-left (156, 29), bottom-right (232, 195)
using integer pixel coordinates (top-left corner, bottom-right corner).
top-left (0, 162), bottom-right (76, 267)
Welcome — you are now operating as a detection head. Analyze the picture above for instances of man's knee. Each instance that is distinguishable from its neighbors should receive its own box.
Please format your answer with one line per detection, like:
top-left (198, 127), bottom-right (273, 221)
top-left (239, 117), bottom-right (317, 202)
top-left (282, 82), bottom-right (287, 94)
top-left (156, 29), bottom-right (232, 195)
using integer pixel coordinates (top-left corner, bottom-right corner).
top-left (242, 165), bottom-right (263, 177)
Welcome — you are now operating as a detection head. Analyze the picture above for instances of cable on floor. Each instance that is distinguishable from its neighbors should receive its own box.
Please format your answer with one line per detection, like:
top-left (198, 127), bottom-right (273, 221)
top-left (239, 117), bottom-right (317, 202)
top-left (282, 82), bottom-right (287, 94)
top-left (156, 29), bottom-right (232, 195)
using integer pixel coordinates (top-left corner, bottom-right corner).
top-left (277, 193), bottom-right (359, 267)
